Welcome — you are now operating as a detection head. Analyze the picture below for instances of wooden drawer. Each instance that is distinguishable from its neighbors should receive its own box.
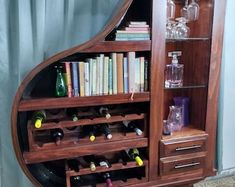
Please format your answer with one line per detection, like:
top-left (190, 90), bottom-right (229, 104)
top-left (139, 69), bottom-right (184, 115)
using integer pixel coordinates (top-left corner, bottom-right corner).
top-left (160, 135), bottom-right (207, 157)
top-left (160, 152), bottom-right (206, 176)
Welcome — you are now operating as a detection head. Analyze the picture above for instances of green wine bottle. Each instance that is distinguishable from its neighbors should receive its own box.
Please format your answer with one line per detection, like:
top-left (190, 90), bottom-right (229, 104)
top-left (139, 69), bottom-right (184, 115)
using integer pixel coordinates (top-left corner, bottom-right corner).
top-left (55, 66), bottom-right (67, 97)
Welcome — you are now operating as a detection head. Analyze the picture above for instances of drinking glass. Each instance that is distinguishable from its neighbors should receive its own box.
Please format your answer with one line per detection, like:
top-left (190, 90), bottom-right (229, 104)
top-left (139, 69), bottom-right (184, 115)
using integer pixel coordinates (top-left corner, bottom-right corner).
top-left (175, 17), bottom-right (190, 38)
top-left (181, 0), bottom-right (190, 21)
top-left (167, 0), bottom-right (176, 19)
top-left (188, 0), bottom-right (200, 21)
top-left (167, 106), bottom-right (183, 131)
top-left (166, 20), bottom-right (176, 39)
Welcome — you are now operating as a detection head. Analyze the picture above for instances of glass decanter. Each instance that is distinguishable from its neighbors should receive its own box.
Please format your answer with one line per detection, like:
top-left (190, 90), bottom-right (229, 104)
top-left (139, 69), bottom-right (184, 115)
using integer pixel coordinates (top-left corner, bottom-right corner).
top-left (55, 66), bottom-right (67, 97)
top-left (167, 0), bottom-right (176, 19)
top-left (165, 51), bottom-right (184, 88)
top-left (167, 106), bottom-right (183, 132)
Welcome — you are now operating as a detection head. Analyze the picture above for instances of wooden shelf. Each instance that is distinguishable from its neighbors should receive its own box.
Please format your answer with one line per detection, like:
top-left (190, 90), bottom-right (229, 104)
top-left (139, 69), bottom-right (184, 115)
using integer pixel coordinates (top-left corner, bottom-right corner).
top-left (66, 160), bottom-right (148, 176)
top-left (81, 41), bottom-right (151, 53)
top-left (161, 126), bottom-right (207, 141)
top-left (19, 92), bottom-right (150, 111)
top-left (30, 113), bottom-right (145, 131)
top-left (23, 137), bottom-right (148, 164)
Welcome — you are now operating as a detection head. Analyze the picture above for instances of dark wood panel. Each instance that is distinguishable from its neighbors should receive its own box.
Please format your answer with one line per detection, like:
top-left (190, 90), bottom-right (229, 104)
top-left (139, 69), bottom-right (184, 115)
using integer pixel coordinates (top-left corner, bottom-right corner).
top-left (81, 41), bottom-right (151, 53)
top-left (19, 92), bottom-right (150, 111)
top-left (23, 138), bottom-right (148, 164)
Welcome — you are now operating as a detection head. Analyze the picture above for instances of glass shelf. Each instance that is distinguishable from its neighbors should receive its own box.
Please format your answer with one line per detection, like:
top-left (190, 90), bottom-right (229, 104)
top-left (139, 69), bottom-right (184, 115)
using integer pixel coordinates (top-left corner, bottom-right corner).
top-left (164, 84), bottom-right (207, 90)
top-left (166, 37), bottom-right (210, 42)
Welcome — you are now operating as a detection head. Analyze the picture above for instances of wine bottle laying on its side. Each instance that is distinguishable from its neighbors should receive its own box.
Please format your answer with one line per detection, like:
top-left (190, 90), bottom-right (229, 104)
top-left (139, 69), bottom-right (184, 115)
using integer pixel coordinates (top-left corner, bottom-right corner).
top-left (83, 125), bottom-right (97, 142)
top-left (98, 106), bottom-right (111, 119)
top-left (102, 172), bottom-right (113, 187)
top-left (50, 128), bottom-right (64, 146)
top-left (100, 124), bottom-right (112, 139)
top-left (83, 155), bottom-right (96, 171)
top-left (32, 110), bottom-right (46, 129)
top-left (126, 148), bottom-right (143, 166)
top-left (123, 120), bottom-right (143, 136)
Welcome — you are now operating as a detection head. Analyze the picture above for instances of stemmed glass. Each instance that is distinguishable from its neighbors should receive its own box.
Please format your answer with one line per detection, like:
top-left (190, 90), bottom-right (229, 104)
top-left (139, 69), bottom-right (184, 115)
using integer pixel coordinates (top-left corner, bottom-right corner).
top-left (175, 17), bottom-right (190, 38)
top-left (188, 0), bottom-right (200, 21)
top-left (167, 0), bottom-right (176, 19)
top-left (181, 0), bottom-right (189, 21)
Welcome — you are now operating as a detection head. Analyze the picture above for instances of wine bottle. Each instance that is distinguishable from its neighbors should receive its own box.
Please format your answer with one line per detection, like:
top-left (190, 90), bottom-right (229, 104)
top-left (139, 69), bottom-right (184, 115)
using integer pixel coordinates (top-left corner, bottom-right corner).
top-left (32, 110), bottom-right (46, 129)
top-left (123, 120), bottom-right (143, 136)
top-left (83, 155), bottom-right (96, 171)
top-left (102, 172), bottom-right (113, 187)
top-left (99, 106), bottom-right (111, 119)
top-left (70, 176), bottom-right (81, 187)
top-left (55, 65), bottom-right (67, 97)
top-left (96, 156), bottom-right (111, 168)
top-left (83, 125), bottom-right (97, 142)
top-left (67, 159), bottom-right (80, 172)
top-left (126, 148), bottom-right (143, 166)
top-left (100, 124), bottom-right (112, 139)
top-left (50, 128), bottom-right (64, 145)
top-left (67, 108), bottom-right (79, 122)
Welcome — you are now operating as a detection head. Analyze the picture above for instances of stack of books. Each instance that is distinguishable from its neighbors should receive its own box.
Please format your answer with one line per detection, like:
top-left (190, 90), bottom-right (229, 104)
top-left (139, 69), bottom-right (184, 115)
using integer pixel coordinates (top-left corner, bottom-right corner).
top-left (61, 52), bottom-right (148, 97)
top-left (115, 21), bottom-right (150, 41)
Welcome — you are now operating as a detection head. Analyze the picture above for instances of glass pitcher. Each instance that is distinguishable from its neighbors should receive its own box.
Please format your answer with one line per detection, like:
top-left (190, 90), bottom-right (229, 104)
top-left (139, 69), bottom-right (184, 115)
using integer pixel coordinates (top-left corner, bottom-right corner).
top-left (167, 105), bottom-right (183, 131)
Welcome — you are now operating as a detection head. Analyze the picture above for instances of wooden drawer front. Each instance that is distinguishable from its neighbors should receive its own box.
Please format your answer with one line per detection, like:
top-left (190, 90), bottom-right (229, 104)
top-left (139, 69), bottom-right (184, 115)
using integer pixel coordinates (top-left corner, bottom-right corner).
top-left (160, 137), bottom-right (207, 157)
top-left (160, 152), bottom-right (205, 176)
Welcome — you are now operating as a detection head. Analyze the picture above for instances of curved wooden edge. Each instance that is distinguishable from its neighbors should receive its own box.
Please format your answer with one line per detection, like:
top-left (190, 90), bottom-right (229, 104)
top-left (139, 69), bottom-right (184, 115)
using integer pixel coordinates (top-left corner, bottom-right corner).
top-left (11, 1), bottom-right (133, 186)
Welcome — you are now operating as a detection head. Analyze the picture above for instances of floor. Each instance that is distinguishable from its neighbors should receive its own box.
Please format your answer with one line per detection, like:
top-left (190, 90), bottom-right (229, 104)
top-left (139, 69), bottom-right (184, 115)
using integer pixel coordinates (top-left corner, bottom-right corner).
top-left (194, 174), bottom-right (235, 187)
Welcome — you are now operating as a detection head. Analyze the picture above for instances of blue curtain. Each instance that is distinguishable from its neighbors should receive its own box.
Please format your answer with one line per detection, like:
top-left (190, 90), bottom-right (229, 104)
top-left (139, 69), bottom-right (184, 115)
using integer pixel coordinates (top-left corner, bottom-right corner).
top-left (0, 0), bottom-right (122, 186)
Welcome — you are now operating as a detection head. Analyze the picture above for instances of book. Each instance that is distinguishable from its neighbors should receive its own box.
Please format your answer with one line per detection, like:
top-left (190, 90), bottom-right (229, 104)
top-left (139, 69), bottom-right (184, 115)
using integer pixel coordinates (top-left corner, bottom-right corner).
top-left (127, 52), bottom-right (136, 93)
top-left (117, 53), bottom-right (124, 93)
top-left (116, 30), bottom-right (150, 34)
top-left (92, 58), bottom-right (97, 95)
top-left (128, 21), bottom-right (148, 25)
top-left (99, 54), bottom-right (104, 95)
top-left (123, 57), bottom-right (129, 93)
top-left (128, 24), bottom-right (150, 28)
top-left (78, 61), bottom-right (85, 96)
top-left (88, 58), bottom-right (93, 96)
top-left (71, 62), bottom-right (79, 96)
top-left (64, 62), bottom-right (73, 97)
top-left (116, 33), bottom-right (150, 38)
top-left (139, 57), bottom-right (145, 92)
top-left (115, 37), bottom-right (150, 41)
top-left (144, 60), bottom-right (148, 91)
top-left (111, 53), bottom-right (117, 94)
top-left (108, 58), bottom-right (113, 95)
top-left (125, 27), bottom-right (150, 31)
top-left (84, 62), bottom-right (90, 96)
top-left (96, 56), bottom-right (100, 95)
top-left (135, 58), bottom-right (140, 92)
top-left (103, 56), bottom-right (109, 95)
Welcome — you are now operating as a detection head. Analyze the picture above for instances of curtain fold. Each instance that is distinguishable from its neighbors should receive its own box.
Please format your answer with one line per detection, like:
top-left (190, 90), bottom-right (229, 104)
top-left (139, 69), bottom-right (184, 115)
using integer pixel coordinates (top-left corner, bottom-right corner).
top-left (0, 0), bottom-right (122, 186)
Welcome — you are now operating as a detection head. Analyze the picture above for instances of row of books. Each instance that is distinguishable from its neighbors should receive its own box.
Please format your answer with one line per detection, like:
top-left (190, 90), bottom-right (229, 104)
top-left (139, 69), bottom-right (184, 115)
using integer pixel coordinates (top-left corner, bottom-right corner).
top-left (115, 21), bottom-right (150, 41)
top-left (62, 52), bottom-right (148, 97)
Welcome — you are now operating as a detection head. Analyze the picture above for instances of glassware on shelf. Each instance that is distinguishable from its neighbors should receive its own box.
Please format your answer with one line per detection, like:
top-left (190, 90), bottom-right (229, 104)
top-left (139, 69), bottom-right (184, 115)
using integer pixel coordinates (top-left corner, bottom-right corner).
top-left (181, 0), bottom-right (190, 20)
top-left (55, 66), bottom-right (67, 97)
top-left (175, 17), bottom-right (190, 39)
top-left (167, 105), bottom-right (183, 131)
top-left (167, 0), bottom-right (176, 19)
top-left (173, 97), bottom-right (190, 126)
top-left (165, 51), bottom-right (184, 88)
top-left (163, 120), bottom-right (172, 135)
top-left (166, 19), bottom-right (177, 39)
top-left (187, 0), bottom-right (200, 21)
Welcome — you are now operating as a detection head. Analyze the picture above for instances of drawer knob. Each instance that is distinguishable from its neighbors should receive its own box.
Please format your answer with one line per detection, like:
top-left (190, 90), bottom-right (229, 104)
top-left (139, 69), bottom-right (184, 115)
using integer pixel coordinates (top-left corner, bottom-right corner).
top-left (174, 162), bottom-right (200, 169)
top-left (175, 145), bottom-right (201, 151)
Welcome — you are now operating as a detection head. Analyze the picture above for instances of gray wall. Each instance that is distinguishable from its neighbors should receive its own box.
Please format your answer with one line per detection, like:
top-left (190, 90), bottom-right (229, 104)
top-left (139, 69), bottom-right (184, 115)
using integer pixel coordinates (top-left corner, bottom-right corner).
top-left (218, 0), bottom-right (235, 172)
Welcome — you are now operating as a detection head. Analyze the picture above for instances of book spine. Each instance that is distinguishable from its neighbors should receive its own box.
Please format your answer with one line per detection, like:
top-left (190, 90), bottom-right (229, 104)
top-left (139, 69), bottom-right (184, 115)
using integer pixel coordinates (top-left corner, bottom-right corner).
top-left (79, 62), bottom-right (85, 97)
top-left (117, 53), bottom-right (124, 93)
top-left (108, 58), bottom-right (113, 95)
top-left (65, 62), bottom-right (73, 97)
top-left (144, 60), bottom-right (148, 91)
top-left (112, 53), bottom-right (117, 94)
top-left (71, 62), bottom-right (79, 96)
top-left (123, 57), bottom-right (129, 93)
top-left (99, 54), bottom-right (104, 95)
top-left (96, 56), bottom-right (100, 95)
top-left (84, 62), bottom-right (90, 96)
top-left (103, 56), bottom-right (109, 95)
top-left (128, 52), bottom-right (136, 93)
top-left (88, 58), bottom-right (93, 96)
top-left (92, 59), bottom-right (97, 95)
top-left (139, 57), bottom-right (145, 92)
top-left (135, 58), bottom-right (140, 92)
